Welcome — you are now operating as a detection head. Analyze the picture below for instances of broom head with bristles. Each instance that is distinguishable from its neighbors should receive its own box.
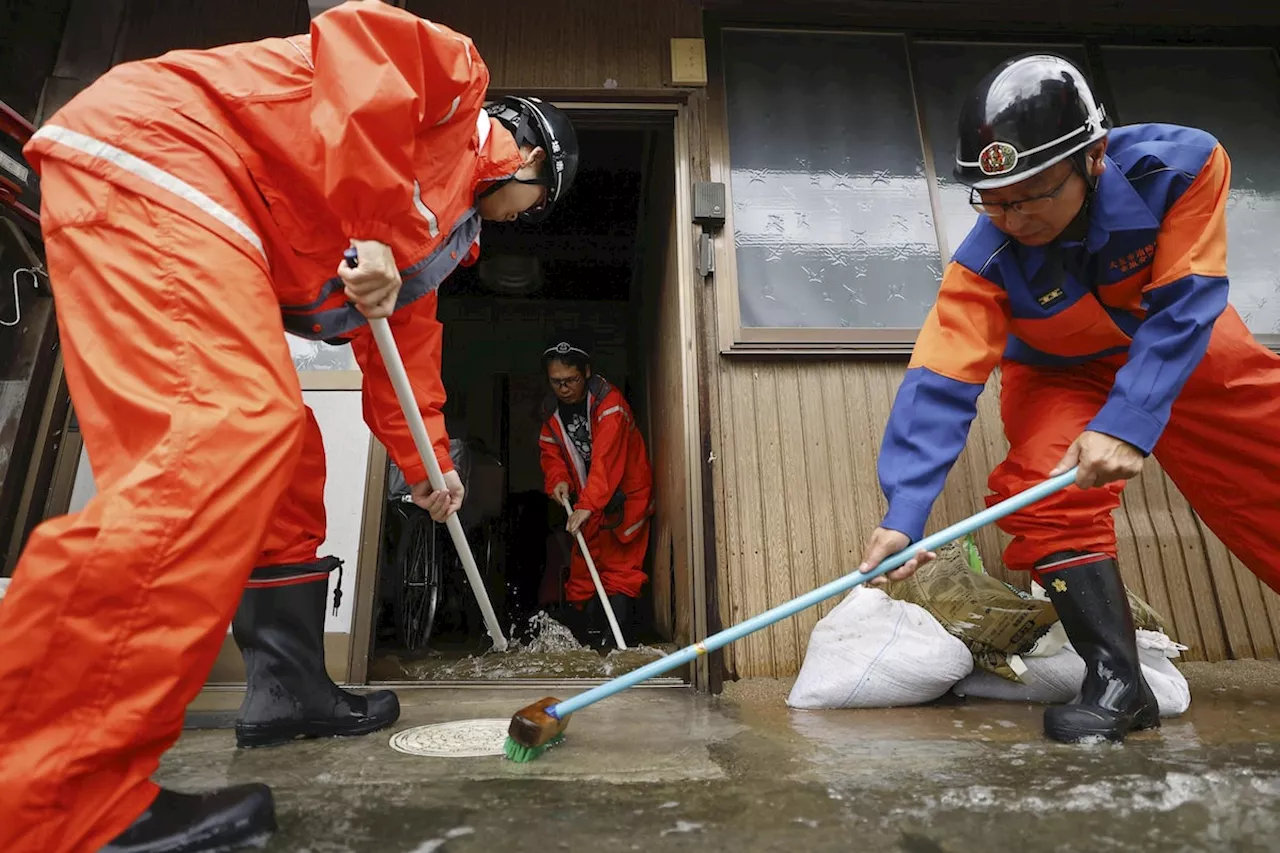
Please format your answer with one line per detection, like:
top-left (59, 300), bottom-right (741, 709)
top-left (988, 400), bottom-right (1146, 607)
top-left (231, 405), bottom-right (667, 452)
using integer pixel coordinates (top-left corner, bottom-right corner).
top-left (504, 696), bottom-right (572, 762)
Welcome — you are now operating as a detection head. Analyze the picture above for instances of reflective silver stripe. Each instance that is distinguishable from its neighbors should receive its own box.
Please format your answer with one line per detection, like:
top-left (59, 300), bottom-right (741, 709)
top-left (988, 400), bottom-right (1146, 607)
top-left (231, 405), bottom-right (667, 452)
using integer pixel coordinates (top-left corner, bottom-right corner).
top-left (539, 434), bottom-right (558, 444)
top-left (411, 180), bottom-right (440, 237)
top-left (623, 517), bottom-right (647, 538)
top-left (285, 37), bottom-right (313, 70)
top-left (435, 95), bottom-right (461, 126)
top-left (476, 110), bottom-right (491, 152)
top-left (597, 405), bottom-right (628, 424)
top-left (281, 208), bottom-right (480, 340)
top-left (31, 125), bottom-right (268, 263)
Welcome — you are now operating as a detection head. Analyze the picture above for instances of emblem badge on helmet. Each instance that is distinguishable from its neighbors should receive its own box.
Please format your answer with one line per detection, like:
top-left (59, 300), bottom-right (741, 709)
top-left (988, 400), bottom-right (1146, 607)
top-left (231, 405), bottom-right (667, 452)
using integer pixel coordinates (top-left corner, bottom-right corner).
top-left (979, 141), bottom-right (1019, 176)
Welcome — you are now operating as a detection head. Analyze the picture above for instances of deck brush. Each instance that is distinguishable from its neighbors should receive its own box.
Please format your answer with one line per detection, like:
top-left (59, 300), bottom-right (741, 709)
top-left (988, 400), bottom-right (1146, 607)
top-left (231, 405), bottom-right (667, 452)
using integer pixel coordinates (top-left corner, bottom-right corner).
top-left (502, 469), bottom-right (1082, 762)
top-left (503, 696), bottom-right (571, 763)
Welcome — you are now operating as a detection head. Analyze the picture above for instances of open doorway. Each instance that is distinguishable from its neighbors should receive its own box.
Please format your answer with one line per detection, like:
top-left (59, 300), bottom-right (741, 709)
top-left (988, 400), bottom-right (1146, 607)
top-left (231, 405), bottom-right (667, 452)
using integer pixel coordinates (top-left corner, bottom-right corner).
top-left (366, 114), bottom-right (697, 684)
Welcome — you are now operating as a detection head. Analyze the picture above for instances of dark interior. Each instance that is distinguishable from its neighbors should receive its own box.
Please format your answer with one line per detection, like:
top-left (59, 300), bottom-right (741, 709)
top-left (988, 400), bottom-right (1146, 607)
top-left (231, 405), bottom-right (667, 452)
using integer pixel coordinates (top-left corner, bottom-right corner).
top-left (369, 127), bottom-right (673, 678)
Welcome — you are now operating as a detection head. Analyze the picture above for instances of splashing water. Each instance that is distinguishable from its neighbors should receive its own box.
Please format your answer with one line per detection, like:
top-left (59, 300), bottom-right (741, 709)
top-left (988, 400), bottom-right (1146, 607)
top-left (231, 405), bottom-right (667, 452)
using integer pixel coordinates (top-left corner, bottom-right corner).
top-left (520, 611), bottom-right (586, 653)
top-left (379, 610), bottom-right (673, 681)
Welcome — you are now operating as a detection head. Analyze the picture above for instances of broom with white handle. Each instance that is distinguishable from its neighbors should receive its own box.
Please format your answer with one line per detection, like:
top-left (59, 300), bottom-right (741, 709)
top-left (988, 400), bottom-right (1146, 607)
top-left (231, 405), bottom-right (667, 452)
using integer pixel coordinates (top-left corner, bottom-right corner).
top-left (559, 494), bottom-right (627, 650)
top-left (345, 247), bottom-right (508, 652)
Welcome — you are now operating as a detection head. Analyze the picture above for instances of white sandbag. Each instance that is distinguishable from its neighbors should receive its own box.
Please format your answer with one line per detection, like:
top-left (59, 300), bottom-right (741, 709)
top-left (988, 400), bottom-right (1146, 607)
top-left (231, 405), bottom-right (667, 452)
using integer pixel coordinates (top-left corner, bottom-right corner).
top-left (787, 586), bottom-right (974, 710)
top-left (953, 628), bottom-right (1191, 718)
top-left (953, 645), bottom-right (1084, 704)
top-left (1136, 629), bottom-right (1191, 717)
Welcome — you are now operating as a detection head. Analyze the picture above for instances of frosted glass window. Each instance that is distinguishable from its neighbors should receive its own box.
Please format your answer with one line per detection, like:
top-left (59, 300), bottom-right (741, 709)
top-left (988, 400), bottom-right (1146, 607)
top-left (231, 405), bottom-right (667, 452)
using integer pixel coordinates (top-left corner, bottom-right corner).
top-left (1100, 46), bottom-right (1280, 336)
top-left (722, 29), bottom-right (943, 329)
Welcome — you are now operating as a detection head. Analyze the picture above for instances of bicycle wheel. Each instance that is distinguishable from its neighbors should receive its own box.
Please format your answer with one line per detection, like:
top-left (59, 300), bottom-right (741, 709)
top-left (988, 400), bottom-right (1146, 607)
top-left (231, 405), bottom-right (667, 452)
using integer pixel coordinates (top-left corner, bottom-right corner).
top-left (393, 509), bottom-right (443, 652)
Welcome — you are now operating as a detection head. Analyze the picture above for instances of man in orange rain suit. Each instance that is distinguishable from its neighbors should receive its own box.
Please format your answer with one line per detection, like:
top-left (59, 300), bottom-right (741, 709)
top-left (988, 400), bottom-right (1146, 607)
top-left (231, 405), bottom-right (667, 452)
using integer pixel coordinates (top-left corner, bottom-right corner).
top-left (856, 54), bottom-right (1280, 747)
top-left (0, 3), bottom-right (578, 851)
top-left (539, 341), bottom-right (654, 649)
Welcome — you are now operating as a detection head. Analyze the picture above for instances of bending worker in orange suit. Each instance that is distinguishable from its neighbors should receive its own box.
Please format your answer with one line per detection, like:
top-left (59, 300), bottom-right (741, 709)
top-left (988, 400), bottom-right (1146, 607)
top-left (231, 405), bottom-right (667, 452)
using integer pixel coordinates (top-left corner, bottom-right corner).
top-left (0, 3), bottom-right (578, 852)
top-left (857, 54), bottom-right (1280, 746)
top-left (539, 341), bottom-right (654, 649)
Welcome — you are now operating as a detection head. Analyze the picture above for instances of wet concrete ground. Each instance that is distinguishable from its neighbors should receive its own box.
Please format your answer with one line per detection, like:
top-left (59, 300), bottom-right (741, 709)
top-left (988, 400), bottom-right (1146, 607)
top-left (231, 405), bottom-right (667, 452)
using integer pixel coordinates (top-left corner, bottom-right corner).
top-left (167, 661), bottom-right (1280, 853)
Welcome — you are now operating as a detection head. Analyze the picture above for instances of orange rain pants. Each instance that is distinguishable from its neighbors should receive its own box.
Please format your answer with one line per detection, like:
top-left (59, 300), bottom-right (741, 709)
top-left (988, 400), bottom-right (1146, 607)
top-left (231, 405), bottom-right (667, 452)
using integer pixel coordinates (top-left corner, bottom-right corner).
top-left (0, 164), bottom-right (311, 853)
top-left (566, 520), bottom-right (650, 603)
top-left (987, 304), bottom-right (1280, 592)
top-left (256, 407), bottom-right (327, 569)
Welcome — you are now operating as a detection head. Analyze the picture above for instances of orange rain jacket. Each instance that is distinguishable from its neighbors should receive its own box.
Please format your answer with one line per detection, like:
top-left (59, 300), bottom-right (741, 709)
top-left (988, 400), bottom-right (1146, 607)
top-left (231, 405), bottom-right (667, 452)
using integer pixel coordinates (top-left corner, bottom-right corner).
top-left (540, 375), bottom-right (655, 542)
top-left (539, 375), bottom-right (655, 601)
top-left (23, 0), bottom-right (525, 483)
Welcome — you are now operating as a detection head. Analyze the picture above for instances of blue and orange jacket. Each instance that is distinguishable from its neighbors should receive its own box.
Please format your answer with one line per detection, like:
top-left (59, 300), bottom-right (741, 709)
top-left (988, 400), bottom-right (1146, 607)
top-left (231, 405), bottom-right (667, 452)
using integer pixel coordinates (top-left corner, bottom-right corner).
top-left (879, 123), bottom-right (1231, 542)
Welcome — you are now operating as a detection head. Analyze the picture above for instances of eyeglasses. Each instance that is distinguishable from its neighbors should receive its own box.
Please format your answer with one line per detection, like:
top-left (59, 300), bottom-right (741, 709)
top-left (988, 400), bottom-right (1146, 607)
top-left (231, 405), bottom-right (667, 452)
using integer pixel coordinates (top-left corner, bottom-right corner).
top-left (525, 184), bottom-right (550, 217)
top-left (970, 170), bottom-right (1075, 218)
top-left (549, 375), bottom-right (583, 390)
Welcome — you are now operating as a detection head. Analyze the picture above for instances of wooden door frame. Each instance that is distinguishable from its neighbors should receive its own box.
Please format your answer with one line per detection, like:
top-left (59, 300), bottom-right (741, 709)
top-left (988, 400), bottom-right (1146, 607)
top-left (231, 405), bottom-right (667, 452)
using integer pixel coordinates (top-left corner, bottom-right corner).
top-left (25, 99), bottom-right (713, 693)
top-left (342, 98), bottom-right (715, 691)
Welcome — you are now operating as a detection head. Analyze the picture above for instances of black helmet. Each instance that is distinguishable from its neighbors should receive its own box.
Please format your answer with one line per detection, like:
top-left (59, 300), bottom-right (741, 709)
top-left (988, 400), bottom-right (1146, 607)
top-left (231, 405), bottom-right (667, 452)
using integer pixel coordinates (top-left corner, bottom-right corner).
top-left (954, 53), bottom-right (1110, 190)
top-left (485, 95), bottom-right (579, 223)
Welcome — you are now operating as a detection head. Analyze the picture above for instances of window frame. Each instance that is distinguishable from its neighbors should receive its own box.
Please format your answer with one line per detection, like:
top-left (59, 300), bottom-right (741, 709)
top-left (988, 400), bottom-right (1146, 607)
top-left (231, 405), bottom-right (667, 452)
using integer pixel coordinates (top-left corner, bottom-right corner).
top-left (706, 18), bottom-right (1280, 355)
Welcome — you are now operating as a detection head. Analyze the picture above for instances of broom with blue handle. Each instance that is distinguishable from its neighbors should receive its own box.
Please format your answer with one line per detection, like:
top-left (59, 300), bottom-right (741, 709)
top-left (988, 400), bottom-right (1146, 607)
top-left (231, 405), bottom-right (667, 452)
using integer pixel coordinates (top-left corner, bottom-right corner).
top-left (504, 467), bottom-right (1080, 761)
top-left (344, 247), bottom-right (509, 651)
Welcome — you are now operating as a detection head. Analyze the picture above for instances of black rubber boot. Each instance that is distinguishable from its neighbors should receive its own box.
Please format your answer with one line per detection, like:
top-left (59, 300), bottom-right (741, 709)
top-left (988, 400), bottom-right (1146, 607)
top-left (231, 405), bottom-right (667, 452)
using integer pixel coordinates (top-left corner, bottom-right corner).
top-left (233, 558), bottom-right (400, 748)
top-left (607, 593), bottom-right (633, 644)
top-left (101, 785), bottom-right (275, 853)
top-left (582, 593), bottom-right (633, 653)
top-left (1040, 553), bottom-right (1160, 744)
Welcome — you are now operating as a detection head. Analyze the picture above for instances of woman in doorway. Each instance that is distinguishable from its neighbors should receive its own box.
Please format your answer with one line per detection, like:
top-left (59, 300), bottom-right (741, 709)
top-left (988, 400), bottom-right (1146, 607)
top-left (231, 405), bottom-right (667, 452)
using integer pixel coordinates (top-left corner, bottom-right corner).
top-left (538, 341), bottom-right (654, 648)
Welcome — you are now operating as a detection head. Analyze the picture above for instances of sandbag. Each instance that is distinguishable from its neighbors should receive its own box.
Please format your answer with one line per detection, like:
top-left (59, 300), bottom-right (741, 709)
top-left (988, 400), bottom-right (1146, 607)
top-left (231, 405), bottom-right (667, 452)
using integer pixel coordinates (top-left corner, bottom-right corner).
top-left (1136, 629), bottom-right (1192, 717)
top-left (788, 586), bottom-right (973, 710)
top-left (953, 629), bottom-right (1191, 717)
top-left (953, 646), bottom-right (1084, 704)
top-left (886, 544), bottom-right (1170, 682)
top-left (885, 544), bottom-right (1059, 680)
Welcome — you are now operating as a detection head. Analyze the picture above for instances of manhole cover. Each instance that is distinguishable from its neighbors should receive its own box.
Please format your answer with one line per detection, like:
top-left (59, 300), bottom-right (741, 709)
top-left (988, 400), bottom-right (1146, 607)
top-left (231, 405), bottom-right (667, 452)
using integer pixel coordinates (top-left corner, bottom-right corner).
top-left (389, 719), bottom-right (511, 757)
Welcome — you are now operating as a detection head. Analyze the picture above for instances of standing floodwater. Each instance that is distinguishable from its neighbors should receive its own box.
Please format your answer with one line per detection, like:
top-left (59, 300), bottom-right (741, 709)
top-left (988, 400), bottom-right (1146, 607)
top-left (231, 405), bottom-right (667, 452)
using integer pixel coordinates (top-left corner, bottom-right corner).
top-left (369, 610), bottom-right (676, 681)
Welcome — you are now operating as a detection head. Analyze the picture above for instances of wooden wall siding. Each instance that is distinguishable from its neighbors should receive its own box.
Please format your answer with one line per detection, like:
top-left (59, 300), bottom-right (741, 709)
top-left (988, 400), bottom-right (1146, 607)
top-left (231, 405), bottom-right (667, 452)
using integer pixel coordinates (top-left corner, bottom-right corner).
top-left (1, 0), bottom-right (74, 120)
top-left (707, 0), bottom-right (1280, 32)
top-left (113, 0), bottom-right (309, 63)
top-left (639, 131), bottom-right (688, 643)
top-left (706, 360), bottom-right (1280, 678)
top-left (404, 0), bottom-right (702, 90)
top-left (37, 0), bottom-right (308, 121)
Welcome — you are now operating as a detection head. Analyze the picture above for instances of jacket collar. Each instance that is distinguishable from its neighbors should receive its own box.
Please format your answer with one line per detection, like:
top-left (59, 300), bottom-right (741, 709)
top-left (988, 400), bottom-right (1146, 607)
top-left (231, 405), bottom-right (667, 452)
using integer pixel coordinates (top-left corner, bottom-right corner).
top-left (1083, 155), bottom-right (1161, 253)
top-left (1012, 156), bottom-right (1161, 279)
top-left (541, 374), bottom-right (613, 423)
